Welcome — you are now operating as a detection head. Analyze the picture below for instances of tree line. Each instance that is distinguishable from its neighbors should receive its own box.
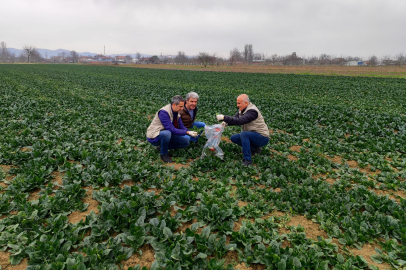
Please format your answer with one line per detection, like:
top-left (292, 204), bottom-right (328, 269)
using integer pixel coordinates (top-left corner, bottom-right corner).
top-left (1, 41), bottom-right (405, 66)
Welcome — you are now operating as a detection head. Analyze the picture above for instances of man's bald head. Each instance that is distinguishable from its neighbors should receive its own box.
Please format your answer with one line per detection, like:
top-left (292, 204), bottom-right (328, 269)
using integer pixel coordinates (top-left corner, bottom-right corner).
top-left (237, 94), bottom-right (250, 103)
top-left (237, 94), bottom-right (250, 111)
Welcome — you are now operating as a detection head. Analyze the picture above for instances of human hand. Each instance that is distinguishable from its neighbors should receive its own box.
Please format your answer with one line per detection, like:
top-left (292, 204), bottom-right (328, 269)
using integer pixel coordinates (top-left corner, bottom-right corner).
top-left (216, 114), bottom-right (224, 121)
top-left (188, 131), bottom-right (198, 137)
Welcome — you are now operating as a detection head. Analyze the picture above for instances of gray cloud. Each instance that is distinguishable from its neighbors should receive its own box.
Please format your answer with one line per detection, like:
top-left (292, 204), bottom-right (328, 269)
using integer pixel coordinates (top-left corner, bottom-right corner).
top-left (1, 0), bottom-right (405, 58)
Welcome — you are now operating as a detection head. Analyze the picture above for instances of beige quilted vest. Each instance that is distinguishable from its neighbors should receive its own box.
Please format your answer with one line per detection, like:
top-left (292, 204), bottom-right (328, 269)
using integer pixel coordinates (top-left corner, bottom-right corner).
top-left (240, 103), bottom-right (270, 137)
top-left (146, 104), bottom-right (181, 139)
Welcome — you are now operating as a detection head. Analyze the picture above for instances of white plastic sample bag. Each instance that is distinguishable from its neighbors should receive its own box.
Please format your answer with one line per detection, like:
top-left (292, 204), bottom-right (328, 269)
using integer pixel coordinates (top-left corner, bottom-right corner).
top-left (201, 122), bottom-right (226, 160)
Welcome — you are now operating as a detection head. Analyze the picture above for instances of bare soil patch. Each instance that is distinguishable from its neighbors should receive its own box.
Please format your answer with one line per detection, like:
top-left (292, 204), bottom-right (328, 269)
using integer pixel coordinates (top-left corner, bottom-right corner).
top-left (0, 251), bottom-right (28, 269)
top-left (325, 178), bottom-right (336, 185)
top-left (287, 154), bottom-right (298, 161)
top-left (119, 179), bottom-right (136, 188)
top-left (20, 147), bottom-right (32, 152)
top-left (221, 136), bottom-right (232, 143)
top-left (28, 188), bottom-right (41, 201)
top-left (369, 188), bottom-right (405, 202)
top-left (0, 210), bottom-right (18, 221)
top-left (164, 158), bottom-right (197, 170)
top-left (121, 244), bottom-right (155, 270)
top-left (68, 186), bottom-right (99, 224)
top-left (164, 162), bottom-right (190, 170)
top-left (290, 145), bottom-right (302, 152)
top-left (348, 243), bottom-right (391, 270)
top-left (51, 171), bottom-right (64, 187)
top-left (346, 160), bottom-right (358, 168)
top-left (234, 262), bottom-right (265, 270)
top-left (327, 156), bottom-right (343, 164)
top-left (147, 188), bottom-right (162, 195)
top-left (174, 218), bottom-right (198, 234)
top-left (238, 201), bottom-right (249, 208)
top-left (284, 215), bottom-right (328, 240)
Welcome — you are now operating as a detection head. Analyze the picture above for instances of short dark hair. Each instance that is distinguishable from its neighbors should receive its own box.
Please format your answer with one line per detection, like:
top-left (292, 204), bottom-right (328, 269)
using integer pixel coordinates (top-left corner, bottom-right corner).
top-left (171, 95), bottom-right (185, 105)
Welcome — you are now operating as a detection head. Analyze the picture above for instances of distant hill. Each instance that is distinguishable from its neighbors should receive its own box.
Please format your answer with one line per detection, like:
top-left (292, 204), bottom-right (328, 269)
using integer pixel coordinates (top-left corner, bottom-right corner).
top-left (8, 48), bottom-right (150, 58)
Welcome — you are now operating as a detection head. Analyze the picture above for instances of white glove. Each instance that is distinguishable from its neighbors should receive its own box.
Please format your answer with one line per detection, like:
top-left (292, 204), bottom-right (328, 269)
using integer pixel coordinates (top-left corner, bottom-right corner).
top-left (216, 114), bottom-right (224, 121)
top-left (188, 131), bottom-right (198, 137)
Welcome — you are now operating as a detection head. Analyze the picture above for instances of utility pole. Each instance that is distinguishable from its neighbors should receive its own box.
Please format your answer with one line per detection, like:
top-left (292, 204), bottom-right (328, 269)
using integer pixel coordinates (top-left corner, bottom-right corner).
top-left (104, 45), bottom-right (105, 55)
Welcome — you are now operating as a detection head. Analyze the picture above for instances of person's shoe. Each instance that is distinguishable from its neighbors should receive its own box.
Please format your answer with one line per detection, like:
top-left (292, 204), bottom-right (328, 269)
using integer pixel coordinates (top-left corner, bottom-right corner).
top-left (242, 159), bottom-right (253, 166)
top-left (161, 154), bottom-right (173, 163)
top-left (251, 147), bottom-right (262, 156)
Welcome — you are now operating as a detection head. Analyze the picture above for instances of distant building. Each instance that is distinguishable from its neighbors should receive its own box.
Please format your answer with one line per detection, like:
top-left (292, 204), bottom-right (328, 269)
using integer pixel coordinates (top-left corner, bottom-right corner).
top-left (345, 61), bottom-right (360, 66)
top-left (115, 56), bottom-right (126, 63)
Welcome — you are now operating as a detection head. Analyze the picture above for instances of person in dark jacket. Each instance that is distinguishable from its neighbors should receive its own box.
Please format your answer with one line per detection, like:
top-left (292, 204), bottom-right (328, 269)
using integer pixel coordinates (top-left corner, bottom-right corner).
top-left (216, 94), bottom-right (269, 166)
top-left (146, 95), bottom-right (198, 163)
top-left (179, 92), bottom-right (206, 142)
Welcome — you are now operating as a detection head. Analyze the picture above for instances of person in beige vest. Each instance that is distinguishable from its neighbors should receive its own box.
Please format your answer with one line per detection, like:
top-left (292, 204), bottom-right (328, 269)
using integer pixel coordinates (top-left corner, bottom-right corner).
top-left (216, 94), bottom-right (269, 166)
top-left (146, 95), bottom-right (198, 163)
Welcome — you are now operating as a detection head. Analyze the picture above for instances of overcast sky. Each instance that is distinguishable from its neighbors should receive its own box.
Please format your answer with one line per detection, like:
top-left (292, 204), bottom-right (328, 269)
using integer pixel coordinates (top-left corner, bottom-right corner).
top-left (1, 0), bottom-right (405, 58)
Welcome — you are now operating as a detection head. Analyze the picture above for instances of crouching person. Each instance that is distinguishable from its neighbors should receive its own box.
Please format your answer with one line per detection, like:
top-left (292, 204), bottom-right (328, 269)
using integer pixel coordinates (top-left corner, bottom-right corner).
top-left (146, 95), bottom-right (198, 163)
top-left (180, 92), bottom-right (206, 142)
top-left (216, 94), bottom-right (269, 166)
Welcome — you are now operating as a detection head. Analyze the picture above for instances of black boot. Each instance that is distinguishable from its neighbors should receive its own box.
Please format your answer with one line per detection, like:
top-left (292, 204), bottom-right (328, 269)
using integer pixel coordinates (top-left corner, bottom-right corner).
top-left (242, 159), bottom-right (253, 166)
top-left (161, 154), bottom-right (173, 163)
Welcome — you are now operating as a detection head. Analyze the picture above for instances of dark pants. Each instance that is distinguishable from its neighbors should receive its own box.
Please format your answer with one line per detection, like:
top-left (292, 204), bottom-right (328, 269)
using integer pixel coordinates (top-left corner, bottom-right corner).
top-left (150, 130), bottom-right (189, 155)
top-left (230, 131), bottom-right (269, 161)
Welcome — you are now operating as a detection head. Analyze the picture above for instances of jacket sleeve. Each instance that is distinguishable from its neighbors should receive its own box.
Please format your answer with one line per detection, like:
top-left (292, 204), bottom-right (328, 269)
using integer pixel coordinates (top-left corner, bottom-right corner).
top-left (158, 111), bottom-right (188, 136)
top-left (223, 110), bottom-right (258, 126)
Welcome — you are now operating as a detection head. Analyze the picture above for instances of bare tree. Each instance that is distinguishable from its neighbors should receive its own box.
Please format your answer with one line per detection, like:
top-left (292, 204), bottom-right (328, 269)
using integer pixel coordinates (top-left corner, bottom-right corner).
top-left (22, 45), bottom-right (37, 63)
top-left (0, 42), bottom-right (10, 62)
top-left (307, 55), bottom-right (318, 65)
top-left (381, 55), bottom-right (392, 66)
top-left (197, 52), bottom-right (216, 67)
top-left (229, 48), bottom-right (242, 65)
top-left (58, 51), bottom-right (67, 60)
top-left (395, 53), bottom-right (405, 66)
top-left (70, 50), bottom-right (79, 63)
top-left (319, 54), bottom-right (331, 65)
top-left (125, 55), bottom-right (132, 63)
top-left (9, 52), bottom-right (15, 63)
top-left (269, 54), bottom-right (279, 65)
top-left (17, 53), bottom-right (26, 63)
top-left (31, 49), bottom-right (42, 63)
top-left (368, 55), bottom-right (378, 66)
top-left (136, 52), bottom-right (141, 60)
top-left (243, 44), bottom-right (254, 63)
top-left (175, 51), bottom-right (187, 64)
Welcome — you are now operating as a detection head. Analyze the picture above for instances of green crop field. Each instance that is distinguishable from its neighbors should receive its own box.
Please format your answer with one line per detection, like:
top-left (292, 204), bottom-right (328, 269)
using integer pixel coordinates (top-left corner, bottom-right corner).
top-left (0, 64), bottom-right (406, 270)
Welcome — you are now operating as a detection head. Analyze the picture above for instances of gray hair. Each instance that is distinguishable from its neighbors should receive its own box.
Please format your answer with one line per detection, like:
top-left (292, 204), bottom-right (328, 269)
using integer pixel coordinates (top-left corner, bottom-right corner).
top-left (186, 92), bottom-right (199, 101)
top-left (171, 95), bottom-right (185, 105)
